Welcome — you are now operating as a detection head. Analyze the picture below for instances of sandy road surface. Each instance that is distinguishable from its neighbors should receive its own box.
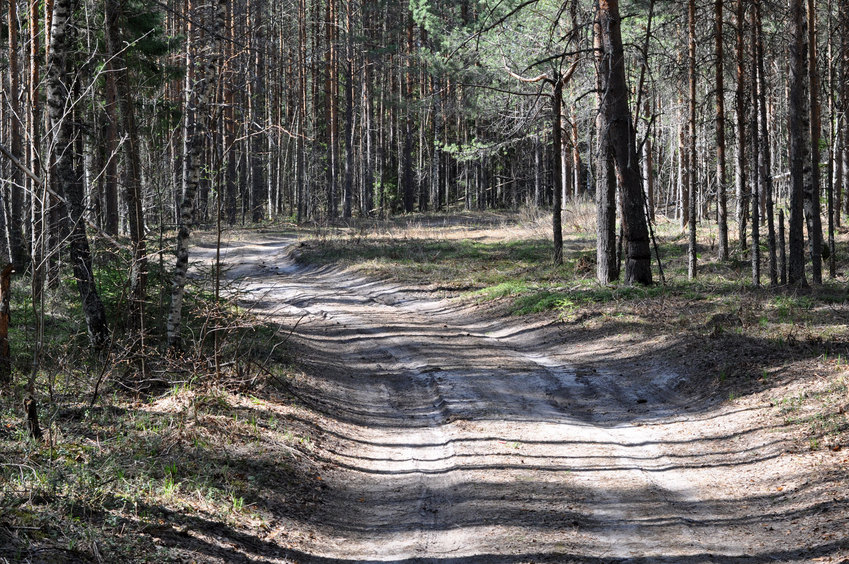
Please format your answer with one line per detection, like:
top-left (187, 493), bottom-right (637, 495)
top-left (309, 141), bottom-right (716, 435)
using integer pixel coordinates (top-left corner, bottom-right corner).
top-left (196, 234), bottom-right (848, 563)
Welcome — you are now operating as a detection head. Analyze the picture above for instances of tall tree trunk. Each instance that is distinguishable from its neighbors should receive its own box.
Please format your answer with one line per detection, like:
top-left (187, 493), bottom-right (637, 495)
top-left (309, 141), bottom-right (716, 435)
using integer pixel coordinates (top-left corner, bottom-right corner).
top-left (325, 0), bottom-right (338, 218)
top-left (716, 0), bottom-right (729, 260)
top-left (47, 0), bottom-right (109, 347)
top-left (251, 0), bottom-right (266, 223)
top-left (642, 100), bottom-right (654, 221)
top-left (839, 1), bottom-right (848, 226)
top-left (402, 15), bottom-right (415, 213)
top-left (362, 13), bottom-right (373, 216)
top-left (750, 21), bottom-right (761, 286)
top-left (0, 191), bottom-right (10, 382)
top-left (678, 106), bottom-right (689, 228)
top-left (826, 0), bottom-right (836, 278)
top-left (343, 0), bottom-right (354, 218)
top-left (0, 263), bottom-right (11, 384)
top-left (167, 0), bottom-right (220, 347)
top-left (805, 0), bottom-right (823, 283)
top-left (595, 24), bottom-right (617, 283)
top-left (552, 77), bottom-right (563, 266)
top-left (224, 0), bottom-right (237, 225)
top-left (596, 0), bottom-right (652, 285)
top-left (1, 0), bottom-right (17, 381)
top-left (103, 66), bottom-right (119, 236)
top-left (29, 0), bottom-right (44, 373)
top-left (788, 0), bottom-right (809, 285)
top-left (596, 117), bottom-right (617, 282)
top-left (431, 82), bottom-right (442, 212)
top-left (7, 0), bottom-right (25, 267)
top-left (735, 0), bottom-right (748, 251)
top-left (687, 0), bottom-right (698, 279)
top-left (755, 0), bottom-right (777, 285)
top-left (106, 0), bottom-right (147, 334)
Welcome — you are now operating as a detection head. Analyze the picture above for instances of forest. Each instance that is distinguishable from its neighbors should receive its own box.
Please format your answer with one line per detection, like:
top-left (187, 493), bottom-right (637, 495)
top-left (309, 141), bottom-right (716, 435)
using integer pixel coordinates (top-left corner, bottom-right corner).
top-left (1, 0), bottom-right (849, 561)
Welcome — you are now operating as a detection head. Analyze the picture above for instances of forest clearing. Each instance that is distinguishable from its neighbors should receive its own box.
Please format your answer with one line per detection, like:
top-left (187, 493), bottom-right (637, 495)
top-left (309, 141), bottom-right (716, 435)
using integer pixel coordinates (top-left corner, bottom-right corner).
top-left (4, 0), bottom-right (849, 560)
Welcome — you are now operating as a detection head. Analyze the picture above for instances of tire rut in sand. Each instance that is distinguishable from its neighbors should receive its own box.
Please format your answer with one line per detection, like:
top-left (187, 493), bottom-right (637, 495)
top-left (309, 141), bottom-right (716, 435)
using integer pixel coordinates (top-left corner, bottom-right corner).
top-left (202, 235), bottom-right (817, 563)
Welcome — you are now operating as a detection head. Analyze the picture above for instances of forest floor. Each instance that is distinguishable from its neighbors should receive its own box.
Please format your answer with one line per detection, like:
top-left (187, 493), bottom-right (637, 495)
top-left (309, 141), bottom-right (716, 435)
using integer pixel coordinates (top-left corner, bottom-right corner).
top-left (187, 211), bottom-right (849, 563)
top-left (3, 210), bottom-right (849, 562)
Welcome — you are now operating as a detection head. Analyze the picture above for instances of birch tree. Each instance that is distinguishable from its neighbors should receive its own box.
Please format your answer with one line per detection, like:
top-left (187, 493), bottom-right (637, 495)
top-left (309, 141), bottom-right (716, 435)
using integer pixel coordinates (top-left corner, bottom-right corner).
top-left (167, 0), bottom-right (223, 348)
top-left (46, 0), bottom-right (109, 348)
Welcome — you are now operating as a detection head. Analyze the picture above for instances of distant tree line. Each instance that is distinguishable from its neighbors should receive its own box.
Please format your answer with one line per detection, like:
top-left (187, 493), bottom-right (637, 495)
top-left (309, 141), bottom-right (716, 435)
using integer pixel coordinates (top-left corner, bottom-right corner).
top-left (0, 0), bottom-right (842, 369)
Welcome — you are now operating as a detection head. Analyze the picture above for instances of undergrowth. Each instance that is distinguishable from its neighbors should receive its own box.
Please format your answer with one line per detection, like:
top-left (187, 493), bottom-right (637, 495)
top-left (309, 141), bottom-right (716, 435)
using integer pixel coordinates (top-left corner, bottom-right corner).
top-left (0, 236), bottom-right (319, 562)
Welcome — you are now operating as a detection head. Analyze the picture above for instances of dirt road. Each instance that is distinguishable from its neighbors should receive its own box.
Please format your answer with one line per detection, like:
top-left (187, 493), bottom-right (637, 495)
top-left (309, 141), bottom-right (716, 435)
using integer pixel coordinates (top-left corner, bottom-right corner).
top-left (202, 234), bottom-right (848, 563)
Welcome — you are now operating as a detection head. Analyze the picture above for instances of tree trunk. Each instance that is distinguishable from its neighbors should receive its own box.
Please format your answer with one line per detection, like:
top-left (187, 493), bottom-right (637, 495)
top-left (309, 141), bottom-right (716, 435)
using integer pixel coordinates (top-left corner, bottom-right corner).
top-left (431, 83), bottom-right (442, 212)
top-left (552, 78), bottom-right (564, 266)
top-left (754, 0), bottom-right (777, 285)
top-left (106, 0), bottom-right (147, 335)
top-left (46, 0), bottom-right (109, 348)
top-left (679, 107), bottom-right (689, 228)
top-left (735, 0), bottom-right (748, 252)
top-left (596, 0), bottom-right (652, 285)
top-left (840, 2), bottom-right (848, 226)
top-left (779, 208), bottom-right (787, 284)
top-left (0, 260), bottom-right (11, 384)
top-left (103, 73), bottom-right (120, 236)
top-left (167, 0), bottom-right (220, 347)
top-left (7, 0), bottom-right (25, 267)
top-left (643, 100), bottom-right (655, 221)
top-left (595, 25), bottom-right (617, 283)
top-left (750, 21), bottom-right (761, 286)
top-left (225, 0), bottom-right (238, 225)
top-left (788, 0), bottom-right (809, 285)
top-left (716, 0), bottom-right (729, 260)
top-left (687, 0), bottom-right (698, 279)
top-left (28, 0), bottom-right (44, 371)
top-left (402, 15), bottom-right (415, 213)
top-left (251, 0), bottom-right (266, 223)
top-left (343, 0), bottom-right (354, 218)
top-left (805, 0), bottom-right (823, 283)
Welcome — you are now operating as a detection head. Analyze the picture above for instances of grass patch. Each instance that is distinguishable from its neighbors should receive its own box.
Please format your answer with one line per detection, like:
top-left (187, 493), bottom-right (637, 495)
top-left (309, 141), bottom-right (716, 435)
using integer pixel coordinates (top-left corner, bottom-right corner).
top-left (293, 208), bottom-right (849, 339)
top-left (0, 375), bottom-right (320, 561)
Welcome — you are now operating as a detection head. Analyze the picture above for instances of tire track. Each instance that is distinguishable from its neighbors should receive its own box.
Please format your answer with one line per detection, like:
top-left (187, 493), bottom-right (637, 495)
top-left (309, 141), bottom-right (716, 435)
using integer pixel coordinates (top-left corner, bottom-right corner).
top-left (198, 235), bottom-right (797, 563)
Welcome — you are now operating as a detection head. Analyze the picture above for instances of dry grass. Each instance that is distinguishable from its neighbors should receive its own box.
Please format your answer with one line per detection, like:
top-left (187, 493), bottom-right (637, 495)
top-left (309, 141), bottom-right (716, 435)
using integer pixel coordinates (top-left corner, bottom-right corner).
top-left (0, 363), bottom-right (326, 562)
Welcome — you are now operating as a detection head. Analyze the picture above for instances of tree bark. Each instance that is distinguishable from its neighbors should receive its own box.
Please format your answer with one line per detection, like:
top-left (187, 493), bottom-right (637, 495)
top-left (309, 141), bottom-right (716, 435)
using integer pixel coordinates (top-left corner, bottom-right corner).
top-left (687, 0), bottom-right (698, 279)
top-left (552, 78), bottom-right (564, 266)
top-left (29, 0), bottom-right (45, 374)
top-left (754, 0), bottom-right (777, 285)
top-left (596, 0), bottom-right (651, 285)
top-left (167, 0), bottom-right (220, 347)
top-left (343, 0), bottom-right (354, 218)
top-left (0, 262), bottom-right (11, 383)
top-left (735, 0), bottom-right (748, 252)
top-left (47, 0), bottom-right (109, 348)
top-left (106, 0), bottom-right (147, 334)
top-left (642, 99), bottom-right (654, 221)
top-left (251, 0), bottom-right (266, 223)
top-left (402, 15), bottom-right (415, 213)
top-left (750, 20), bottom-right (761, 286)
top-left (788, 0), bottom-right (809, 285)
top-left (7, 0), bottom-right (25, 267)
top-left (716, 0), bottom-right (729, 260)
top-left (805, 0), bottom-right (823, 283)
